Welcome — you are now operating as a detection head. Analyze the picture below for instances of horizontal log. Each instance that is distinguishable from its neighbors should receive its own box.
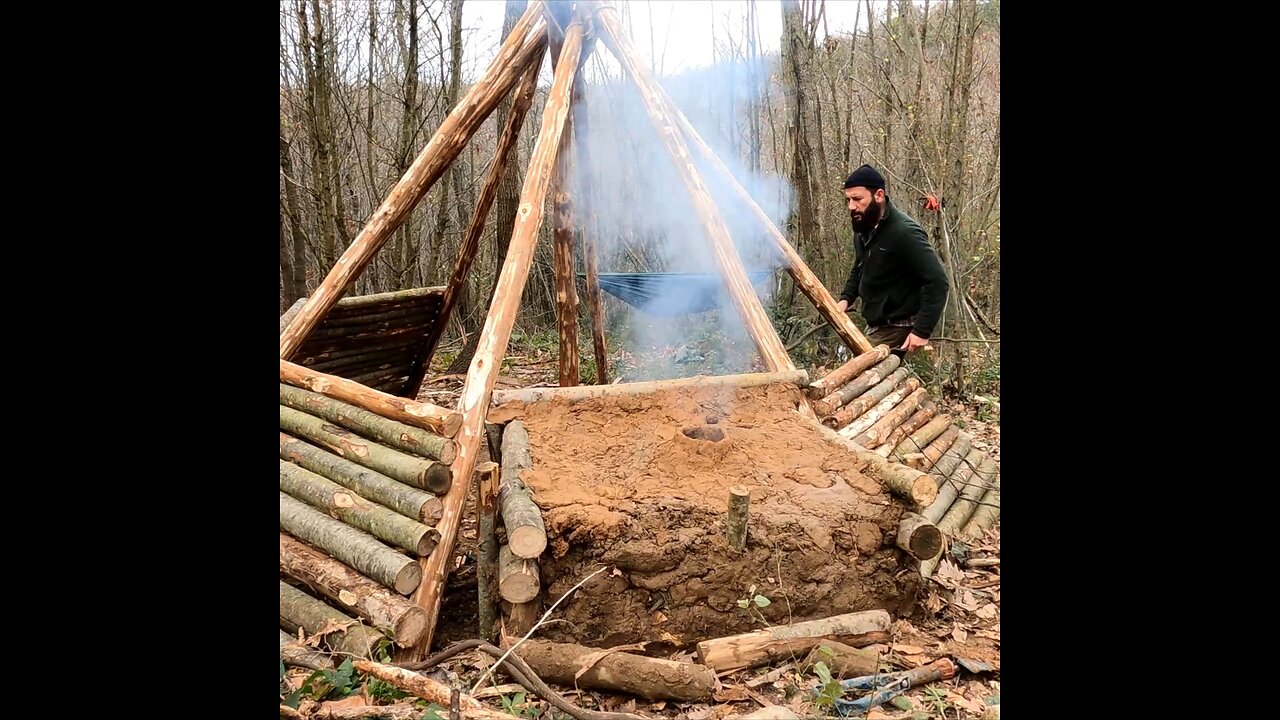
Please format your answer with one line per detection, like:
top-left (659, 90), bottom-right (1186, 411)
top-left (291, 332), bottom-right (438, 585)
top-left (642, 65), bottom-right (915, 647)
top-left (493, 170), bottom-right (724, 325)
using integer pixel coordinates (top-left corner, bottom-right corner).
top-left (322, 305), bottom-right (435, 328)
top-left (960, 474), bottom-right (1001, 540)
top-left (823, 366), bottom-right (909, 429)
top-left (297, 336), bottom-right (424, 365)
top-left (279, 629), bottom-right (334, 671)
top-left (279, 534), bottom-right (429, 647)
top-left (874, 401), bottom-right (938, 456)
top-left (513, 638), bottom-right (717, 702)
top-left (928, 430), bottom-right (971, 481)
top-left (696, 609), bottom-right (892, 673)
top-left (306, 318), bottom-right (433, 341)
top-left (814, 355), bottom-right (901, 417)
top-left (490, 370), bottom-right (810, 406)
top-left (922, 446), bottom-right (983, 525)
top-left (279, 581), bottom-right (385, 659)
top-left (279, 492), bottom-right (422, 595)
top-left (348, 365), bottom-right (414, 387)
top-left (806, 345), bottom-right (891, 399)
top-left (917, 425), bottom-right (960, 472)
top-left (891, 414), bottom-right (954, 463)
top-left (330, 287), bottom-right (445, 312)
top-left (279, 404), bottom-right (452, 494)
top-left (840, 377), bottom-right (922, 440)
top-left (852, 386), bottom-right (928, 448)
top-left (280, 434), bottom-right (442, 524)
top-left (311, 349), bottom-right (419, 377)
top-left (280, 383), bottom-right (456, 463)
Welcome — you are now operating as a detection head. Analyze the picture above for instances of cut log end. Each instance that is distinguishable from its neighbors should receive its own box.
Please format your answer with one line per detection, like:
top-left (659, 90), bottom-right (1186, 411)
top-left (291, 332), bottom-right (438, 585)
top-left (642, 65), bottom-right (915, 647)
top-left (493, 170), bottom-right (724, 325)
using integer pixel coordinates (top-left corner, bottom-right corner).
top-left (910, 475), bottom-right (939, 507)
top-left (394, 562), bottom-right (424, 596)
top-left (420, 498), bottom-right (444, 524)
top-left (896, 513), bottom-right (943, 561)
top-left (507, 526), bottom-right (548, 559)
top-left (441, 413), bottom-right (463, 438)
top-left (727, 485), bottom-right (750, 553)
top-left (424, 463), bottom-right (453, 495)
top-left (393, 608), bottom-right (430, 648)
top-left (437, 442), bottom-right (458, 464)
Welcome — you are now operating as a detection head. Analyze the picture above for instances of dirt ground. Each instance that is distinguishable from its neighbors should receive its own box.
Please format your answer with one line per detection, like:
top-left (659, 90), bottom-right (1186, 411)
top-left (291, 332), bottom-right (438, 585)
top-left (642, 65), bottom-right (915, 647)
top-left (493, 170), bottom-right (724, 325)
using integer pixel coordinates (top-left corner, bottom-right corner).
top-left (317, 348), bottom-right (1002, 719)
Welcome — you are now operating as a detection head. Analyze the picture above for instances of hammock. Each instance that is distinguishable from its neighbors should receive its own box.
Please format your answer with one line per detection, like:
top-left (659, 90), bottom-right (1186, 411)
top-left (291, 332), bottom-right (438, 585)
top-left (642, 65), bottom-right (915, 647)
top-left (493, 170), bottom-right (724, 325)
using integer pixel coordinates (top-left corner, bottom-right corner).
top-left (578, 270), bottom-right (775, 316)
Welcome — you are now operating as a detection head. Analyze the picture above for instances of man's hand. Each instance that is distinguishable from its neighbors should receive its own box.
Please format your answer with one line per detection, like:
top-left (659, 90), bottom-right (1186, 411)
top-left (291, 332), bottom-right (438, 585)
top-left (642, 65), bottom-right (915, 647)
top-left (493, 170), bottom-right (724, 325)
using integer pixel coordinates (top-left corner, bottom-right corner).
top-left (836, 299), bottom-right (849, 313)
top-left (900, 332), bottom-right (931, 352)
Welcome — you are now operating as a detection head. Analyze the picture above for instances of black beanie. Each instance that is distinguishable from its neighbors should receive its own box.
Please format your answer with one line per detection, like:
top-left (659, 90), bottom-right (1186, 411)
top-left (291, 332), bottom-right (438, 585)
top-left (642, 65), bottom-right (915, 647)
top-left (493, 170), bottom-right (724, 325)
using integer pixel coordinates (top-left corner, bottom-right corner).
top-left (843, 164), bottom-right (885, 191)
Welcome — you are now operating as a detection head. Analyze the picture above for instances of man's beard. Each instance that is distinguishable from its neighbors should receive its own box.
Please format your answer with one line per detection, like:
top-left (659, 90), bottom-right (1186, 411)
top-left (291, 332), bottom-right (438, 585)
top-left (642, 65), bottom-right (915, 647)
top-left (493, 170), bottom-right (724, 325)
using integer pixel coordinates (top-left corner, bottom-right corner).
top-left (850, 200), bottom-right (883, 233)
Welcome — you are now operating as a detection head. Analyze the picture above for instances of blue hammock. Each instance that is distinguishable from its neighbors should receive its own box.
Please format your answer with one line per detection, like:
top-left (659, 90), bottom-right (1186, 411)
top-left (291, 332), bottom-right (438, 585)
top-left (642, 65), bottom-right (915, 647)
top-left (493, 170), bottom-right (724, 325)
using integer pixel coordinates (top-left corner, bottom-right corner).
top-left (579, 270), bottom-right (775, 316)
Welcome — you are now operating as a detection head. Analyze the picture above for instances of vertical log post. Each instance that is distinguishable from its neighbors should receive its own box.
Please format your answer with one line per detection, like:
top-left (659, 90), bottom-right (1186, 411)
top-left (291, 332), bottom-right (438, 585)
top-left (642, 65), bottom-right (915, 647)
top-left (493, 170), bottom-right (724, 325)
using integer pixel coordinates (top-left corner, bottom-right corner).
top-left (477, 461), bottom-right (500, 642)
top-left (727, 485), bottom-right (750, 552)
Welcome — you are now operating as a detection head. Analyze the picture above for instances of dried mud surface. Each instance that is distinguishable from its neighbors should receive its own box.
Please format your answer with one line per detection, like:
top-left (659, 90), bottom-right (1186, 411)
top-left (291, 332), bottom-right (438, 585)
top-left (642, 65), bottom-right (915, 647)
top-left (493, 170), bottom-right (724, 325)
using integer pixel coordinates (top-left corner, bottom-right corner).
top-left (502, 382), bottom-right (923, 647)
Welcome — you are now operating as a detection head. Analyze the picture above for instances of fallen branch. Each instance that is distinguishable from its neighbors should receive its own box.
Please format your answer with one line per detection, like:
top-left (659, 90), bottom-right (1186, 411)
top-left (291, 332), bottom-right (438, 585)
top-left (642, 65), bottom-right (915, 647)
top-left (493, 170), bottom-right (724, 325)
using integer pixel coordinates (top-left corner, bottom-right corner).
top-left (350, 661), bottom-right (515, 720)
top-left (279, 629), bottom-right (334, 671)
top-left (513, 638), bottom-right (717, 702)
top-left (696, 609), bottom-right (892, 673)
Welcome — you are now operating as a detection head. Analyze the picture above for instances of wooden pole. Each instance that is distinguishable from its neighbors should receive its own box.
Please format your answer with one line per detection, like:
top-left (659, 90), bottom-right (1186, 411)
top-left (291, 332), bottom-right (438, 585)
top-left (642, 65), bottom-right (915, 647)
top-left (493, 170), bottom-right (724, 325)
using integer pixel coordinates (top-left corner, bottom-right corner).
top-left (405, 16), bottom-right (583, 659)
top-left (491, 369), bottom-right (808, 405)
top-left (279, 6), bottom-right (548, 359)
top-left (282, 359), bottom-right (462, 438)
top-left (476, 461), bottom-right (500, 641)
top-left (592, 3), bottom-right (794, 374)
top-left (414, 52), bottom-right (544, 396)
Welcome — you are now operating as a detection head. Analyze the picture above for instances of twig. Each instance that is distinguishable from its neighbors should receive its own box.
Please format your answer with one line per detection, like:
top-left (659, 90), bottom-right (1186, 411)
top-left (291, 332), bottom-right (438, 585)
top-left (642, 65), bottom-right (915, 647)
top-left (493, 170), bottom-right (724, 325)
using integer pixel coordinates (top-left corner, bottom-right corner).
top-left (926, 337), bottom-right (1000, 344)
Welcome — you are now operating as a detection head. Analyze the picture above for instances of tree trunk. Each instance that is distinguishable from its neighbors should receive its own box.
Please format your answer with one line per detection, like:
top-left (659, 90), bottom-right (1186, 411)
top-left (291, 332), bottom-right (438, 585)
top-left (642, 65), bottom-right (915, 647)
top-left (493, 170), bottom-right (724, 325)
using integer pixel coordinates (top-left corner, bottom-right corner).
top-left (916, 424), bottom-right (960, 473)
top-left (492, 369), bottom-right (809, 406)
top-left (280, 629), bottom-right (334, 671)
top-left (280, 405), bottom-right (453, 494)
top-left (406, 17), bottom-right (571, 658)
top-left (695, 609), bottom-right (892, 673)
top-left (280, 492), bottom-right (422, 595)
top-left (278, 6), bottom-right (547, 360)
top-left (280, 460), bottom-right (439, 557)
top-left (512, 639), bottom-right (717, 702)
top-left (549, 30), bottom-right (583, 388)
top-left (430, 0), bottom-right (468, 291)
top-left (280, 533), bottom-right (430, 646)
top-left (814, 355), bottom-right (902, 417)
top-left (497, 421), bottom-right (548, 558)
top-left (280, 383), bottom-right (456, 463)
top-left (280, 127), bottom-right (310, 306)
top-left (782, 0), bottom-right (820, 306)
top-left (282, 359), bottom-right (462, 438)
top-left (279, 580), bottom-right (385, 658)
top-left (477, 462), bottom-right (500, 641)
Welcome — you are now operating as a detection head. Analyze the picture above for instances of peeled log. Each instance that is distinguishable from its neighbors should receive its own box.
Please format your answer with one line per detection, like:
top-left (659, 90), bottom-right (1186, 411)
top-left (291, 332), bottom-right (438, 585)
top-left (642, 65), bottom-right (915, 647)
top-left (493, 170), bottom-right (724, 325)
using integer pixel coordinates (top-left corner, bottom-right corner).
top-left (875, 401), bottom-right (937, 456)
top-left (280, 405), bottom-right (452, 494)
top-left (351, 661), bottom-right (515, 720)
top-left (852, 386), bottom-right (928, 448)
top-left (280, 433), bottom-right (442, 524)
top-left (512, 638), bottom-right (717, 702)
top-left (824, 366), bottom-right (908, 429)
top-left (727, 485), bottom-right (750, 552)
top-left (280, 384), bottom-right (456, 463)
top-left (280, 493), bottom-right (422, 595)
top-left (892, 415), bottom-right (954, 463)
top-left (281, 359), bottom-right (462, 438)
top-left (279, 534), bottom-right (429, 647)
top-left (279, 581), bottom-right (385, 659)
top-left (814, 355), bottom-right (900, 417)
top-left (814, 423), bottom-right (938, 507)
top-left (696, 609), bottom-right (892, 673)
top-left (896, 512), bottom-right (943, 560)
top-left (280, 460), bottom-right (439, 557)
top-left (807, 345), bottom-right (890, 399)
top-left (498, 421), bottom-right (547, 558)
top-left (497, 545), bottom-right (539, 604)
top-left (492, 370), bottom-right (809, 406)
top-left (801, 639), bottom-right (878, 679)
top-left (280, 629), bottom-right (334, 671)
top-left (840, 378), bottom-right (922, 440)
top-left (960, 475), bottom-right (1001, 540)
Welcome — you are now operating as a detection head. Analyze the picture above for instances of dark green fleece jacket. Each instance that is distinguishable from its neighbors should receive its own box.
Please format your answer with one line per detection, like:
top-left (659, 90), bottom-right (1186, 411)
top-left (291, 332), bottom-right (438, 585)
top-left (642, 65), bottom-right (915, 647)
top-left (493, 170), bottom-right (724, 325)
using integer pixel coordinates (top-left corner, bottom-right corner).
top-left (839, 200), bottom-right (949, 338)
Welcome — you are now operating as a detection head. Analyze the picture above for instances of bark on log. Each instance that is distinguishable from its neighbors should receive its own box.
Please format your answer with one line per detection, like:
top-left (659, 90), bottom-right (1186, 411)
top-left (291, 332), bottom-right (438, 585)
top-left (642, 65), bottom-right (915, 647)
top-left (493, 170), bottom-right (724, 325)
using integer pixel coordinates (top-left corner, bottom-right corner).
top-left (498, 421), bottom-right (547, 558)
top-left (875, 401), bottom-right (938, 456)
top-left (504, 599), bottom-right (542, 638)
top-left (280, 433), bottom-right (443, 524)
top-left (695, 610), bottom-right (893, 673)
top-left (280, 629), bottom-right (334, 671)
top-left (497, 545), bottom-right (540, 604)
top-left (350, 661), bottom-right (515, 720)
top-left (492, 370), bottom-right (810, 406)
top-left (891, 415), bottom-right (954, 463)
top-left (922, 446), bottom-right (982, 525)
top-left (477, 462), bottom-right (500, 642)
top-left (282, 359), bottom-right (463, 437)
top-left (329, 288), bottom-right (443, 312)
top-left (921, 452), bottom-right (994, 579)
top-left (280, 383), bottom-right (456, 463)
top-left (800, 639), bottom-right (878, 679)
top-left (551, 63), bottom-right (581, 388)
top-left (279, 460), bottom-right (439, 557)
top-left (896, 512), bottom-right (943, 561)
top-left (279, 581), bottom-right (385, 659)
top-left (928, 430), bottom-right (971, 482)
top-left (594, 4), bottom-right (796, 374)
top-left (852, 386), bottom-right (927, 448)
top-left (824, 367), bottom-right (909, 430)
top-left (512, 638), bottom-right (717, 702)
top-left (840, 378), bottom-right (922, 440)
top-left (807, 345), bottom-right (890, 399)
top-left (917, 425), bottom-right (960, 473)
top-left (280, 493), bottom-right (422, 595)
top-left (280, 405), bottom-right (452, 494)
top-left (419, 50), bottom-right (543, 388)
top-left (309, 704), bottom-right (425, 720)
top-left (280, 298), bottom-right (308, 334)
top-left (813, 423), bottom-right (938, 507)
top-left (814, 355), bottom-right (901, 418)
top-left (727, 485), bottom-right (750, 552)
top-left (406, 18), bottom-right (570, 657)
top-left (960, 475), bottom-right (1001, 540)
top-left (278, 6), bottom-right (548, 359)
top-left (646, 61), bottom-right (875, 355)
top-left (279, 534), bottom-right (429, 647)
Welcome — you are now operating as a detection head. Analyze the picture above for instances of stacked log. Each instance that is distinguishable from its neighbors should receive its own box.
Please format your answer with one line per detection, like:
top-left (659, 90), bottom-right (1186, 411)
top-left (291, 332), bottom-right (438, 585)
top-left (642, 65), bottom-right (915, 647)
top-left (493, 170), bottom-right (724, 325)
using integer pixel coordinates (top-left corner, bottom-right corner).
top-left (285, 287), bottom-right (446, 397)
